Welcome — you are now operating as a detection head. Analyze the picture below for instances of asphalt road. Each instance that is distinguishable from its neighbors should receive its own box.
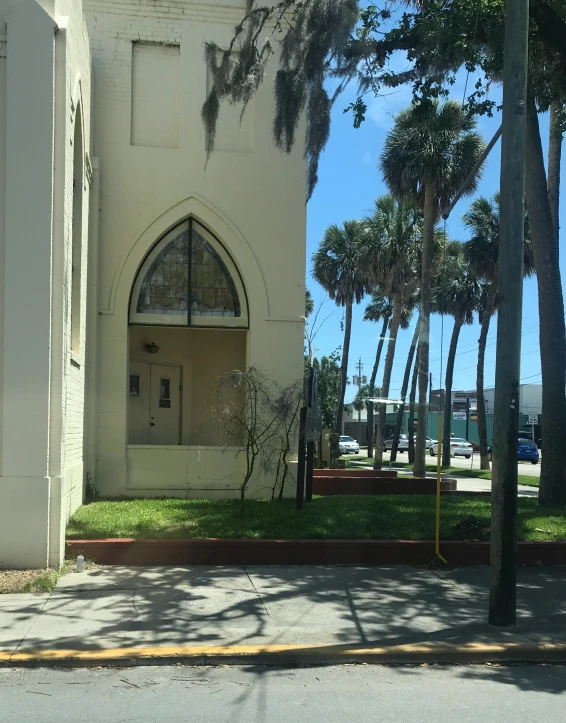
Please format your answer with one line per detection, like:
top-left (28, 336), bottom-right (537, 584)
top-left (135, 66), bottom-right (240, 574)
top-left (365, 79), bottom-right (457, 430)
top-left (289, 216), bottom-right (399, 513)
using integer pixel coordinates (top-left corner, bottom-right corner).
top-left (351, 449), bottom-right (541, 477)
top-left (1, 664), bottom-right (565, 722)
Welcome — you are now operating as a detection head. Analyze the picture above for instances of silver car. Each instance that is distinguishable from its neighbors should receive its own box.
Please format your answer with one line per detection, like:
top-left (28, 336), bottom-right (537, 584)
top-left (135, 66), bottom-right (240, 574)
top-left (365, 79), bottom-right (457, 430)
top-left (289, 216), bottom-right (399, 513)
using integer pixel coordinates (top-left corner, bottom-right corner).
top-left (430, 437), bottom-right (473, 458)
top-left (339, 435), bottom-right (360, 455)
top-left (384, 434), bottom-right (409, 452)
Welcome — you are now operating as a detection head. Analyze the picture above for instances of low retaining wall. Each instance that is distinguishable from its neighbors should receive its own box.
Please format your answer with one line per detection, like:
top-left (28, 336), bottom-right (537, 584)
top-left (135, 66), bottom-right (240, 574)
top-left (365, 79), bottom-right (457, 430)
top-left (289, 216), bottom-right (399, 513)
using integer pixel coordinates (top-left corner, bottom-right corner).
top-left (314, 469), bottom-right (398, 479)
top-left (312, 477), bottom-right (457, 496)
top-left (66, 538), bottom-right (566, 567)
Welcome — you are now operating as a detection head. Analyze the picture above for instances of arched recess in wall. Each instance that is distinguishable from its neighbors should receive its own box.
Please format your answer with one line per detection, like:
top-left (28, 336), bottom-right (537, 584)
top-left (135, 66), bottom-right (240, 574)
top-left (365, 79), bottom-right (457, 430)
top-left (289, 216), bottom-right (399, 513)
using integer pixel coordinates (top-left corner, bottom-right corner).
top-left (107, 195), bottom-right (269, 323)
top-left (129, 217), bottom-right (249, 329)
top-left (71, 103), bottom-right (84, 353)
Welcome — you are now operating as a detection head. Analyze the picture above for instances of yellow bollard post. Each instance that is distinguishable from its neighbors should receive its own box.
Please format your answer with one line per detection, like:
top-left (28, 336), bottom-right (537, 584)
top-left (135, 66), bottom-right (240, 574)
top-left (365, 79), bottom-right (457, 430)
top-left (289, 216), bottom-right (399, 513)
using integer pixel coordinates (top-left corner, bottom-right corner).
top-left (436, 415), bottom-right (447, 563)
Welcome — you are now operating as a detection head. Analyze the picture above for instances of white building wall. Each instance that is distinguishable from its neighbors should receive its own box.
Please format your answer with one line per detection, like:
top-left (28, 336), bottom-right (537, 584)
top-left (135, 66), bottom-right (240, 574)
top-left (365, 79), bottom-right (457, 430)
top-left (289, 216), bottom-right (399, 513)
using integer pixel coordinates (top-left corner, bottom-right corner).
top-left (56, 0), bottom-right (92, 533)
top-left (483, 384), bottom-right (542, 417)
top-left (0, 0), bottom-right (91, 569)
top-left (83, 0), bottom-right (306, 497)
top-left (0, 26), bottom-right (6, 483)
top-left (45, 0), bottom-right (92, 566)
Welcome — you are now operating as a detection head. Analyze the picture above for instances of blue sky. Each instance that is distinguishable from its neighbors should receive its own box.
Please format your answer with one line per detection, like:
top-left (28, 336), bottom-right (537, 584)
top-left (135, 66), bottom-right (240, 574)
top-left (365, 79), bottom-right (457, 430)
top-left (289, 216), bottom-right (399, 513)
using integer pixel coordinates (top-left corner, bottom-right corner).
top-left (305, 60), bottom-right (565, 404)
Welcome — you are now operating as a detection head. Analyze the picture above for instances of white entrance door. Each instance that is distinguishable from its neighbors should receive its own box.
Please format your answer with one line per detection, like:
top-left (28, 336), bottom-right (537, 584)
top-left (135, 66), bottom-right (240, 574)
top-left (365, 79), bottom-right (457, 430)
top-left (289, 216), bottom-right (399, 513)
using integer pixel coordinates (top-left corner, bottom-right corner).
top-left (128, 362), bottom-right (181, 445)
top-left (149, 364), bottom-right (181, 445)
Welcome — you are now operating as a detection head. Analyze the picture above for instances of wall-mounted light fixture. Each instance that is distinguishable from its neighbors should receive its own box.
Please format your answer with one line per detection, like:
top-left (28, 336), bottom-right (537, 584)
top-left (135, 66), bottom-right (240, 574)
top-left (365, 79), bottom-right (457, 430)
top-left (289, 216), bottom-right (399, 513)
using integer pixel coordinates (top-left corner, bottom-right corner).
top-left (145, 341), bottom-right (160, 354)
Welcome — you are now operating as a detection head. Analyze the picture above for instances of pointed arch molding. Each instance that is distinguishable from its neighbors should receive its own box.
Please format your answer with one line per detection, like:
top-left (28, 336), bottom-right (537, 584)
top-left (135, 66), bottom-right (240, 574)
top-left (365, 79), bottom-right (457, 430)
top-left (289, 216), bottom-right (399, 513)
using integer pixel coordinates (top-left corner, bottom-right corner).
top-left (104, 196), bottom-right (270, 321)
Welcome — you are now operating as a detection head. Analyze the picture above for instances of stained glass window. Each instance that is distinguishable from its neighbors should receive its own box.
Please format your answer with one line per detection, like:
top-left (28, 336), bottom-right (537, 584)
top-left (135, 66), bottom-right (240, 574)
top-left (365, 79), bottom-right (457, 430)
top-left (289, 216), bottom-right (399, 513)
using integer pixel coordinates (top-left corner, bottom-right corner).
top-left (191, 229), bottom-right (241, 320)
top-left (130, 219), bottom-right (247, 327)
top-left (136, 226), bottom-right (189, 319)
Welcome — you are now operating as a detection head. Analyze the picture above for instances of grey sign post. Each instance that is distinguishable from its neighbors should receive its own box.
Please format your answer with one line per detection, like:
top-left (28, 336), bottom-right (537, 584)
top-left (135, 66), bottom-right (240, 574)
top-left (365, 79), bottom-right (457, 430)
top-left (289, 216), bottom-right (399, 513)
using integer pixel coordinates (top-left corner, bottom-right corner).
top-left (296, 368), bottom-right (321, 510)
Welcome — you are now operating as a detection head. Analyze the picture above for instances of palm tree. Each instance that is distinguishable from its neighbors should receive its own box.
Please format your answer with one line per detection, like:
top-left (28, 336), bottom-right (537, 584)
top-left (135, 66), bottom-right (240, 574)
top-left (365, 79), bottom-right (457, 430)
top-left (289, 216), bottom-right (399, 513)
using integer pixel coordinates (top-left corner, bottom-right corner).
top-left (390, 316), bottom-right (420, 463)
top-left (363, 291), bottom-right (413, 458)
top-left (380, 101), bottom-right (485, 477)
top-left (305, 289), bottom-right (314, 319)
top-left (407, 346), bottom-right (420, 464)
top-left (432, 242), bottom-right (482, 466)
top-left (359, 195), bottom-right (419, 469)
top-left (312, 221), bottom-right (369, 433)
top-left (363, 292), bottom-right (392, 458)
top-left (463, 195), bottom-right (534, 470)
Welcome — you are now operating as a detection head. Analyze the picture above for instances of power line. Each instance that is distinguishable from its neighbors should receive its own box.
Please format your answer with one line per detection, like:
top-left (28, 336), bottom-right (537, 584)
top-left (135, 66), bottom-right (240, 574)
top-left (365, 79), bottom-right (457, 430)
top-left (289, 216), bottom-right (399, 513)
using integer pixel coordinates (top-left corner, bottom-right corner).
top-left (453, 346), bottom-right (541, 374)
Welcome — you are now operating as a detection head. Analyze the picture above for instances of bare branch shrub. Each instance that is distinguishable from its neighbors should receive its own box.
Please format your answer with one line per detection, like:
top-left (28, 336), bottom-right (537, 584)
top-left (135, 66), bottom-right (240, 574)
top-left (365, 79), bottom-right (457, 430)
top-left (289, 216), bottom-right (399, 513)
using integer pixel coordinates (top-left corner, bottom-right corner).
top-left (209, 368), bottom-right (303, 513)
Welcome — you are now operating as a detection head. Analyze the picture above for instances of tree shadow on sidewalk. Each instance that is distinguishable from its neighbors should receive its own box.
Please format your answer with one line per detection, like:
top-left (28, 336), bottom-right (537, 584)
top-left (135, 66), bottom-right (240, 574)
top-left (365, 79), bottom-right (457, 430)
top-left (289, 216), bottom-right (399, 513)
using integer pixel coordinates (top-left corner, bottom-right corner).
top-left (3, 564), bottom-right (565, 692)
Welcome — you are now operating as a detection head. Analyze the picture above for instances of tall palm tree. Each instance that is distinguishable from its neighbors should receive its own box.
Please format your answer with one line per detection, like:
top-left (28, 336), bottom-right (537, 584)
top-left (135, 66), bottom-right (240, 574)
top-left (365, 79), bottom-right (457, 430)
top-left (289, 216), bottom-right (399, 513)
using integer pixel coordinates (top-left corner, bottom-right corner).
top-left (363, 292), bottom-right (392, 458)
top-left (390, 316), bottom-right (420, 463)
top-left (312, 221), bottom-right (369, 433)
top-left (359, 195), bottom-right (419, 469)
top-left (380, 101), bottom-right (485, 477)
top-left (432, 242), bottom-right (482, 466)
top-left (363, 292), bottom-right (412, 457)
top-left (407, 346), bottom-right (420, 464)
top-left (464, 195), bottom-right (534, 470)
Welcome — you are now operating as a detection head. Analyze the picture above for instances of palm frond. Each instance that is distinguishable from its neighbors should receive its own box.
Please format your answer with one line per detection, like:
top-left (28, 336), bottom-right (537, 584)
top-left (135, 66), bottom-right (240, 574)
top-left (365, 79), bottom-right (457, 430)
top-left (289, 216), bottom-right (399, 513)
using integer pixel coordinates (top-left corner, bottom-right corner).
top-left (380, 101), bottom-right (486, 220)
top-left (312, 220), bottom-right (370, 307)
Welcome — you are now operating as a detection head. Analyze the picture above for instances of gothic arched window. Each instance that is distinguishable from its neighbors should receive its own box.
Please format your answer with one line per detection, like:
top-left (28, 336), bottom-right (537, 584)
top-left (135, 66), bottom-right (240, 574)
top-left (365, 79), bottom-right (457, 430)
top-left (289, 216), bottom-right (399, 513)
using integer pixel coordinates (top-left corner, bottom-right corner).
top-left (130, 219), bottom-right (248, 327)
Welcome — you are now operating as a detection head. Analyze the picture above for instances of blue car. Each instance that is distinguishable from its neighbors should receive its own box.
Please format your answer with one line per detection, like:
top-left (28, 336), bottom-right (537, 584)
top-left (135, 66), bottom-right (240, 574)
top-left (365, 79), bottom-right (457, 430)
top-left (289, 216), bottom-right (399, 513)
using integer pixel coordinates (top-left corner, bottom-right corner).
top-left (488, 438), bottom-right (539, 465)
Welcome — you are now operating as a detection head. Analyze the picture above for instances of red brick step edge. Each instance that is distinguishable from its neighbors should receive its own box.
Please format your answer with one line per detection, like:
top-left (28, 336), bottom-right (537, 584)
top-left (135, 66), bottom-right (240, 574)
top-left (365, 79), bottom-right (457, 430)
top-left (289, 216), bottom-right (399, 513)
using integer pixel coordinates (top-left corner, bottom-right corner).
top-left (66, 538), bottom-right (566, 567)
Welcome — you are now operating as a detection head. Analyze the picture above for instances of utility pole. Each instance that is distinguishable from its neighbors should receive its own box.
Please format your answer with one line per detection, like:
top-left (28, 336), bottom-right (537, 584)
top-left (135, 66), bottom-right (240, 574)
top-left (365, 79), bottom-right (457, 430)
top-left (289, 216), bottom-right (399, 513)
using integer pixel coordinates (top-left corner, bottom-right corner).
top-left (489, 0), bottom-right (529, 627)
top-left (353, 359), bottom-right (365, 444)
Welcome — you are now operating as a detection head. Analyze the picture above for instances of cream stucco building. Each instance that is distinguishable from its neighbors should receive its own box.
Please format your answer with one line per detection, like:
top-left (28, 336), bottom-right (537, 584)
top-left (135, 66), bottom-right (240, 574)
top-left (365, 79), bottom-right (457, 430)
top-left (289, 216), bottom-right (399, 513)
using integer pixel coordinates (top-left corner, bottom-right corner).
top-left (0, 0), bottom-right (306, 569)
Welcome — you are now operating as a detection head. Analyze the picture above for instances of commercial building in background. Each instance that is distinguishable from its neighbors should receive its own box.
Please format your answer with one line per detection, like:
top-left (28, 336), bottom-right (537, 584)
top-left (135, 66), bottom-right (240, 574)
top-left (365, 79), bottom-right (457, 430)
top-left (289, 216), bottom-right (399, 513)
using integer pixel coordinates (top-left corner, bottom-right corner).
top-left (347, 384), bottom-right (543, 447)
top-left (0, 0), bottom-right (306, 568)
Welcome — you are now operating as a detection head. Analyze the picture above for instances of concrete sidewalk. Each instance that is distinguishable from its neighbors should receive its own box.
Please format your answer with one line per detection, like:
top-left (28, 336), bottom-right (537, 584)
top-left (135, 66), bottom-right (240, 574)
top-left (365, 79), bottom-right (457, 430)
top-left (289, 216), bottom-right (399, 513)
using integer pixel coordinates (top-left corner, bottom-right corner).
top-left (1, 565), bottom-right (566, 664)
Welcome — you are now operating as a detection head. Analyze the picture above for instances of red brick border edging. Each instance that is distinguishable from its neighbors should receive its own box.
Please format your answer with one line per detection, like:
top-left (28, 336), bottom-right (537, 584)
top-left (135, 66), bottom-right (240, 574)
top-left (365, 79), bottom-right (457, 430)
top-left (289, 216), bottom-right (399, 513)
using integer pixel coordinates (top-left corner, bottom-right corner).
top-left (312, 477), bottom-right (457, 495)
top-left (66, 538), bottom-right (566, 567)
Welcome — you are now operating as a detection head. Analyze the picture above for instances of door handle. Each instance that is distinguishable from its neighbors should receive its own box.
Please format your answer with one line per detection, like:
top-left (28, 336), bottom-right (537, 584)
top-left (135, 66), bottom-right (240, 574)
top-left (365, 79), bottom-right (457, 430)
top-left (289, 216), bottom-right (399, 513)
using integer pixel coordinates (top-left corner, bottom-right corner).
top-left (150, 423), bottom-right (155, 427)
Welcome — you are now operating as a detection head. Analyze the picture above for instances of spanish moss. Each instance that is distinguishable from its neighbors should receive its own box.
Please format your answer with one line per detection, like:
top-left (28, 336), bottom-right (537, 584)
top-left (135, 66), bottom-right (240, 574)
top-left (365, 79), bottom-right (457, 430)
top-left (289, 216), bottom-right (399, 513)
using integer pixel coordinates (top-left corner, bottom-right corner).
top-left (202, 0), bottom-right (359, 200)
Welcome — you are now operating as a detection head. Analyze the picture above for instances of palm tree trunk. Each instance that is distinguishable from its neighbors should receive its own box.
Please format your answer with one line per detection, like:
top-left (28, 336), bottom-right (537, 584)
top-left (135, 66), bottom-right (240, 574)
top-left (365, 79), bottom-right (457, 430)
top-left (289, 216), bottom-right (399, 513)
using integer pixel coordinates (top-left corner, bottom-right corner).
top-left (367, 315), bottom-right (390, 458)
top-left (373, 295), bottom-right (402, 470)
top-left (335, 299), bottom-right (353, 434)
top-left (391, 318), bottom-right (420, 463)
top-left (414, 179), bottom-right (436, 477)
top-left (477, 285), bottom-right (496, 470)
top-left (442, 316), bottom-right (463, 466)
top-left (548, 101), bottom-right (563, 250)
top-left (408, 347), bottom-right (419, 465)
top-left (526, 96), bottom-right (566, 506)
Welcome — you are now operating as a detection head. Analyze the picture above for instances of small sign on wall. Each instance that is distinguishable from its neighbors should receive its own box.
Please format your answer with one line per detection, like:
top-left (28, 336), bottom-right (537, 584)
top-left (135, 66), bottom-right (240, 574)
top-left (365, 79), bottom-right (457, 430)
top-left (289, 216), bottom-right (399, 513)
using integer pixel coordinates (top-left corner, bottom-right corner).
top-left (159, 399), bottom-right (171, 409)
top-left (453, 400), bottom-right (467, 420)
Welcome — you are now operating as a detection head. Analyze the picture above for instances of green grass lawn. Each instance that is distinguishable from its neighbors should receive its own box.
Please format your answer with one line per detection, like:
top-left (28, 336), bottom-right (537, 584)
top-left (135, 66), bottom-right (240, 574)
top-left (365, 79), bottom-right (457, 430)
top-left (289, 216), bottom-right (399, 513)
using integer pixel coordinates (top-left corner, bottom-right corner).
top-left (345, 457), bottom-right (540, 487)
top-left (66, 496), bottom-right (566, 542)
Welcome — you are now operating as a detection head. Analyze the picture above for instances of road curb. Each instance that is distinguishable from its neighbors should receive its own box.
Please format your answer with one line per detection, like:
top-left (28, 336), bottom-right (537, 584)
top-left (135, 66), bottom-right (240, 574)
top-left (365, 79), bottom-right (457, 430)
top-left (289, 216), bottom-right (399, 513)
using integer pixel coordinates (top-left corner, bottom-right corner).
top-left (1, 642), bottom-right (566, 667)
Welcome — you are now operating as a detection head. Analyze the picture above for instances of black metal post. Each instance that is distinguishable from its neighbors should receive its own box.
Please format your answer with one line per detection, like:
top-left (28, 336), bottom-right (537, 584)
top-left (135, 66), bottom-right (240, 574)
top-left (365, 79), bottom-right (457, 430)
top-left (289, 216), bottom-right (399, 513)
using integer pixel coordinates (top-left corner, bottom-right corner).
top-left (296, 407), bottom-right (307, 510)
top-left (305, 441), bottom-right (314, 502)
top-left (466, 398), bottom-right (470, 442)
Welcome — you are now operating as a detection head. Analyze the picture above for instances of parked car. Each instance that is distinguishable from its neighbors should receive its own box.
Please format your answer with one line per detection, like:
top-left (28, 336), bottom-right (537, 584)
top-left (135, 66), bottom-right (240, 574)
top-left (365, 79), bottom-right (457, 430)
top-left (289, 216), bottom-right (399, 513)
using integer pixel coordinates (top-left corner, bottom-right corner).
top-left (384, 434), bottom-right (409, 452)
top-left (339, 435), bottom-right (360, 455)
top-left (384, 435), bottom-right (435, 453)
top-left (430, 437), bottom-right (473, 458)
top-left (488, 438), bottom-right (539, 465)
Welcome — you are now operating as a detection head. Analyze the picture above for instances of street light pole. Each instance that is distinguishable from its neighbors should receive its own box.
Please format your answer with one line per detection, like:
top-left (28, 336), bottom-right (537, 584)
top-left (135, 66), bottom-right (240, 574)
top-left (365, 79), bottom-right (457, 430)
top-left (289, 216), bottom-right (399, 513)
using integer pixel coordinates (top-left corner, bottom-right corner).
top-left (489, 0), bottom-right (529, 627)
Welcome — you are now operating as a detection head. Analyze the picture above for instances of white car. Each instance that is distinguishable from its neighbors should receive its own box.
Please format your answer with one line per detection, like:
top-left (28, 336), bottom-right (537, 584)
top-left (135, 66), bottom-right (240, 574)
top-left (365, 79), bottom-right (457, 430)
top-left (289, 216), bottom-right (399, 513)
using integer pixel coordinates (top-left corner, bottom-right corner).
top-left (339, 436), bottom-right (360, 455)
top-left (384, 435), bottom-right (436, 453)
top-left (429, 437), bottom-right (473, 459)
